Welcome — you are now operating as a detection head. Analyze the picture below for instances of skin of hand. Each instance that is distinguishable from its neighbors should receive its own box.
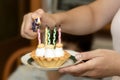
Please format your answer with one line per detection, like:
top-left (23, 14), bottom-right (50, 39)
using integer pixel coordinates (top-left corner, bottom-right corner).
top-left (59, 49), bottom-right (120, 78)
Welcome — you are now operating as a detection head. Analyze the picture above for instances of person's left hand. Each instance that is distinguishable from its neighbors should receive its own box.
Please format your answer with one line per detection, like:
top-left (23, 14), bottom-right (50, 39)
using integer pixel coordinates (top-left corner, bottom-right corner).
top-left (59, 49), bottom-right (120, 78)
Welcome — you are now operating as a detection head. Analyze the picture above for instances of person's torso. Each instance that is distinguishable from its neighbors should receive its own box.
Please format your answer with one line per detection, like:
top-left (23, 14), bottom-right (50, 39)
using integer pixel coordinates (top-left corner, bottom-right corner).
top-left (111, 8), bottom-right (120, 80)
top-left (111, 8), bottom-right (120, 52)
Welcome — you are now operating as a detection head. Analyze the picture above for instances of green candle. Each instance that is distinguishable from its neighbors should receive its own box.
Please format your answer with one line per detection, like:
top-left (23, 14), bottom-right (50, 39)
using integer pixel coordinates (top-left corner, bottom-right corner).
top-left (53, 27), bottom-right (56, 45)
top-left (47, 28), bottom-right (51, 45)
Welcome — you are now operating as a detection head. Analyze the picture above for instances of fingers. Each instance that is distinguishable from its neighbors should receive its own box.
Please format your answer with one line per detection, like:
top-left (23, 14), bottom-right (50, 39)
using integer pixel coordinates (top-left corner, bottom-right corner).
top-left (59, 49), bottom-right (111, 78)
top-left (32, 9), bottom-right (44, 19)
top-left (59, 62), bottom-right (91, 74)
top-left (21, 8), bottom-right (56, 39)
top-left (21, 13), bottom-right (37, 39)
top-left (21, 9), bottom-right (44, 39)
top-left (76, 50), bottom-right (102, 61)
top-left (59, 50), bottom-right (103, 75)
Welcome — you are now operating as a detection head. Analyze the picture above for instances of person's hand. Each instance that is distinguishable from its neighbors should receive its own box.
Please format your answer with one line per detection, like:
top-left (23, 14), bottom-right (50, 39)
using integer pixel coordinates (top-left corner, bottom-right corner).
top-left (59, 49), bottom-right (120, 78)
top-left (21, 9), bottom-right (56, 39)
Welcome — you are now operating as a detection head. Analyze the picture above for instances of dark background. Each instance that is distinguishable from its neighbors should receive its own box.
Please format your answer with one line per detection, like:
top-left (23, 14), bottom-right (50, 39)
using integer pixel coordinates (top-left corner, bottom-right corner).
top-left (0, 0), bottom-right (31, 79)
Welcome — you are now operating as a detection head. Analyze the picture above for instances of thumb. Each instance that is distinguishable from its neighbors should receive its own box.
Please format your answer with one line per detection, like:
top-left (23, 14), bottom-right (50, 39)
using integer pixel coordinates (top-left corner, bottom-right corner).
top-left (32, 9), bottom-right (44, 19)
top-left (76, 50), bottom-right (99, 61)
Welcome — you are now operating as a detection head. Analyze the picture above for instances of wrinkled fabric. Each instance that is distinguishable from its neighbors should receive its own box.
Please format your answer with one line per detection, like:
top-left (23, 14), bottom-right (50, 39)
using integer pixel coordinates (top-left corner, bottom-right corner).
top-left (8, 65), bottom-right (102, 80)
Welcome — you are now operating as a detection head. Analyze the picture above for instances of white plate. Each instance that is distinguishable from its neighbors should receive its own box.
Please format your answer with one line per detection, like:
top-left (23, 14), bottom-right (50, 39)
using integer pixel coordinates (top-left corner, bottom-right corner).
top-left (21, 50), bottom-right (80, 71)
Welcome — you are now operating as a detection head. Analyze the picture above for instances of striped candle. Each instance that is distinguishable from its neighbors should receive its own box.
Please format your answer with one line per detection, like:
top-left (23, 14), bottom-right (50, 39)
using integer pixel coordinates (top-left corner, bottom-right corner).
top-left (37, 29), bottom-right (41, 44)
top-left (58, 27), bottom-right (61, 43)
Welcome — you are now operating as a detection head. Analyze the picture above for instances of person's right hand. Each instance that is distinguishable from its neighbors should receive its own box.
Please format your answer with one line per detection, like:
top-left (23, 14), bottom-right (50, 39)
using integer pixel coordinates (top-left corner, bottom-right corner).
top-left (21, 9), bottom-right (57, 39)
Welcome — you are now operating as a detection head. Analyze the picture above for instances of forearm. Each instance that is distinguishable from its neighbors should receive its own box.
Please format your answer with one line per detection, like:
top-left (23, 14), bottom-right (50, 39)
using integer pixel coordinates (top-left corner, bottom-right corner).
top-left (52, 0), bottom-right (120, 35)
top-left (52, 5), bottom-right (94, 35)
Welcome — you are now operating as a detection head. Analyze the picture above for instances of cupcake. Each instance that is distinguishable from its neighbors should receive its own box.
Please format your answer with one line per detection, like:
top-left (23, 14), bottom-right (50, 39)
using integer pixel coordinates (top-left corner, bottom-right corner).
top-left (31, 43), bottom-right (70, 68)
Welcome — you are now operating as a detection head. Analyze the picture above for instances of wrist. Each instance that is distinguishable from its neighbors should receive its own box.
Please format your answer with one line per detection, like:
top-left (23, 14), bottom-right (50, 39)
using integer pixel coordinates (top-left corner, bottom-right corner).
top-left (52, 12), bottom-right (67, 26)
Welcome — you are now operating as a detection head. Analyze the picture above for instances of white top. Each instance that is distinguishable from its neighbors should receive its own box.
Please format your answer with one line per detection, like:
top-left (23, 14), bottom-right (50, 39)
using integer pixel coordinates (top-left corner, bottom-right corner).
top-left (111, 8), bottom-right (120, 52)
top-left (111, 8), bottom-right (120, 80)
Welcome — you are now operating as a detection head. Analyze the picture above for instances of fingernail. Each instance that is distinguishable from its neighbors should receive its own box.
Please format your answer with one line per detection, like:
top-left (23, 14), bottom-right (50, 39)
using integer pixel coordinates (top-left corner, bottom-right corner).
top-left (75, 54), bottom-right (82, 60)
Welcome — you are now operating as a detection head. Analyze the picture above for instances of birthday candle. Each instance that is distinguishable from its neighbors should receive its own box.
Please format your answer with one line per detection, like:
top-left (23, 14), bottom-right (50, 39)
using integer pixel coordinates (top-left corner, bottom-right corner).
top-left (58, 27), bottom-right (61, 43)
top-left (34, 17), bottom-right (41, 44)
top-left (37, 29), bottom-right (41, 44)
top-left (53, 27), bottom-right (56, 45)
top-left (47, 28), bottom-right (51, 45)
top-left (45, 27), bottom-right (48, 45)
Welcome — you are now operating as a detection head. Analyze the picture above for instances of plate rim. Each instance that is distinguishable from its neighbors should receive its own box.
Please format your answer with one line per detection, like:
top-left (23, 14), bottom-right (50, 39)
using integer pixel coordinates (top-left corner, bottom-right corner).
top-left (21, 50), bottom-right (79, 70)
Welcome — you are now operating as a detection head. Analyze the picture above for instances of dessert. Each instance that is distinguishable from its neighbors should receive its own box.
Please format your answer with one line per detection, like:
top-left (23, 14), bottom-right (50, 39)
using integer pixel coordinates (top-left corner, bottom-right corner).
top-left (31, 18), bottom-right (71, 68)
top-left (31, 43), bottom-right (70, 68)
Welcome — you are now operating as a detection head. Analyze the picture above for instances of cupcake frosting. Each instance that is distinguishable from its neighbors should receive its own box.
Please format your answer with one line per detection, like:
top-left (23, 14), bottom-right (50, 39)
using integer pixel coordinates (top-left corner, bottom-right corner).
top-left (54, 47), bottom-right (64, 57)
top-left (54, 43), bottom-right (64, 57)
top-left (36, 48), bottom-right (45, 57)
top-left (35, 44), bottom-right (45, 57)
top-left (44, 45), bottom-right (55, 58)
